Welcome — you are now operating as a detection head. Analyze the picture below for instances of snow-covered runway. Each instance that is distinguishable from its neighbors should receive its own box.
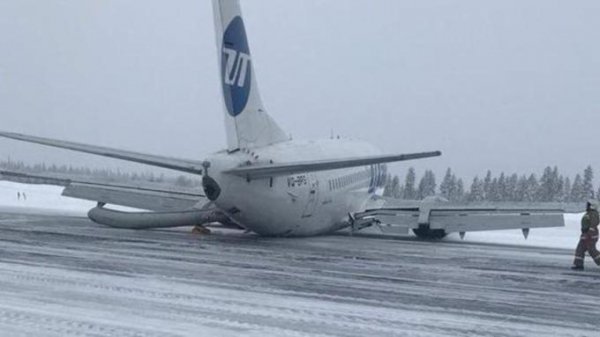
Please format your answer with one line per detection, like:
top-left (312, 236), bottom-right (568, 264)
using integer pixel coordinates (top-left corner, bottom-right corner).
top-left (0, 209), bottom-right (598, 337)
top-left (0, 181), bottom-right (598, 336)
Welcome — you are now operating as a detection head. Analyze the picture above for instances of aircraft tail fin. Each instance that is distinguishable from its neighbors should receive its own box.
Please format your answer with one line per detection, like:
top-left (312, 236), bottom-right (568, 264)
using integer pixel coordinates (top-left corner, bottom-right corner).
top-left (212, 0), bottom-right (288, 151)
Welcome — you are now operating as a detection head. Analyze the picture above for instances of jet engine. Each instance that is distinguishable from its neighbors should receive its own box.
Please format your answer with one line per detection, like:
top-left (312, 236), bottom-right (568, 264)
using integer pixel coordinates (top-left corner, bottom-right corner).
top-left (87, 204), bottom-right (230, 230)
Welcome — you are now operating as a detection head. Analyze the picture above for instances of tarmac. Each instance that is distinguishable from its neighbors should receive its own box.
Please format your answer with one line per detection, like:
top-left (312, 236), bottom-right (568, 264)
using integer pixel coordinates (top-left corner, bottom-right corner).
top-left (0, 208), bottom-right (598, 337)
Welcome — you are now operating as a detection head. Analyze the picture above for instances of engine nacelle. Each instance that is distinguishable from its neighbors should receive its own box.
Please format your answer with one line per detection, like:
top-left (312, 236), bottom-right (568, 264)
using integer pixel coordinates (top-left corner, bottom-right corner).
top-left (87, 206), bottom-right (229, 229)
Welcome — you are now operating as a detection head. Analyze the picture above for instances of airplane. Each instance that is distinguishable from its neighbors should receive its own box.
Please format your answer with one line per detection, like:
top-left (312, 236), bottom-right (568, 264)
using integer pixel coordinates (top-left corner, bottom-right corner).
top-left (0, 0), bottom-right (565, 239)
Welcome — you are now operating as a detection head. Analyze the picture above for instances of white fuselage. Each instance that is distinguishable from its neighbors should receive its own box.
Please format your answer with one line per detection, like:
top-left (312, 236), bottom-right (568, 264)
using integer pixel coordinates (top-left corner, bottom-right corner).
top-left (207, 138), bottom-right (387, 236)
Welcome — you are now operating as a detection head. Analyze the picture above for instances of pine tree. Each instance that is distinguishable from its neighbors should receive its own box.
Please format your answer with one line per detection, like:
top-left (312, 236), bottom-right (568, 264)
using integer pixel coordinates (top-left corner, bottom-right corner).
top-left (538, 166), bottom-right (554, 202)
top-left (571, 174), bottom-right (585, 202)
top-left (583, 166), bottom-right (594, 199)
top-left (391, 175), bottom-right (401, 198)
top-left (468, 176), bottom-right (485, 202)
top-left (418, 170), bottom-right (436, 199)
top-left (515, 175), bottom-right (528, 202)
top-left (403, 167), bottom-right (417, 199)
top-left (506, 174), bottom-right (518, 201)
top-left (455, 178), bottom-right (465, 202)
top-left (483, 170), bottom-right (492, 201)
top-left (497, 173), bottom-right (507, 201)
top-left (525, 174), bottom-right (538, 202)
top-left (383, 174), bottom-right (402, 198)
top-left (489, 178), bottom-right (499, 201)
top-left (383, 173), bottom-right (394, 197)
top-left (551, 167), bottom-right (561, 201)
top-left (440, 168), bottom-right (455, 200)
top-left (563, 177), bottom-right (571, 202)
top-left (555, 174), bottom-right (564, 202)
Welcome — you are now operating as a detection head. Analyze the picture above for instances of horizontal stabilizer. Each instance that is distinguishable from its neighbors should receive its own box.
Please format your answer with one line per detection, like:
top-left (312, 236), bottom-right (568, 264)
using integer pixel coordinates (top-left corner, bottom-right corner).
top-left (0, 131), bottom-right (204, 175)
top-left (224, 151), bottom-right (442, 178)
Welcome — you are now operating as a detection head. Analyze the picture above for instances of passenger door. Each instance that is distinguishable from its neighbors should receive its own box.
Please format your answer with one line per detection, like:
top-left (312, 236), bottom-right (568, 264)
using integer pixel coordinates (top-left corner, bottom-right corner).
top-left (302, 174), bottom-right (319, 218)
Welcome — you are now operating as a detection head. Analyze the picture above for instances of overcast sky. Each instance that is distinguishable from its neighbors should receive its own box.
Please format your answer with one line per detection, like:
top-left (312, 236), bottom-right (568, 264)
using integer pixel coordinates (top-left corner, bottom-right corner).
top-left (1, 0), bottom-right (599, 180)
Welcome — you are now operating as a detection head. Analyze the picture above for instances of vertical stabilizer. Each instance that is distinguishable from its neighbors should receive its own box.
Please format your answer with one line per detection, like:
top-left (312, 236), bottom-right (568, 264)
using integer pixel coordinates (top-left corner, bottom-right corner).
top-left (212, 0), bottom-right (288, 151)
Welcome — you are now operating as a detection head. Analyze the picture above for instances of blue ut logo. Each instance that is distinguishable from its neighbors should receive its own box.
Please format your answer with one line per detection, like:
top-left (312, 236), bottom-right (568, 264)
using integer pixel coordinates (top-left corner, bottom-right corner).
top-left (223, 48), bottom-right (251, 87)
top-left (221, 16), bottom-right (252, 117)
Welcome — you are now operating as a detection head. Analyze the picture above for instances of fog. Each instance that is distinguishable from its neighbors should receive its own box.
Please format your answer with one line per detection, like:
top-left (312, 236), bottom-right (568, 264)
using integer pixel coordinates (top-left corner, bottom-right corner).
top-left (1, 0), bottom-right (599, 179)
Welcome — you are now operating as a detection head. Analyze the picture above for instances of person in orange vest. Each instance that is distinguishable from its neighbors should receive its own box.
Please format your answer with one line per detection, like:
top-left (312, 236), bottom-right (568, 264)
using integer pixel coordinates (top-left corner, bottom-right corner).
top-left (572, 200), bottom-right (600, 270)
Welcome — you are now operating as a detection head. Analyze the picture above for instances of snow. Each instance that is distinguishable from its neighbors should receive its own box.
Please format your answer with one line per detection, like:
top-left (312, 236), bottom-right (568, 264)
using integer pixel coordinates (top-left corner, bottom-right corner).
top-left (0, 181), bottom-right (94, 216)
top-left (0, 181), bottom-right (596, 337)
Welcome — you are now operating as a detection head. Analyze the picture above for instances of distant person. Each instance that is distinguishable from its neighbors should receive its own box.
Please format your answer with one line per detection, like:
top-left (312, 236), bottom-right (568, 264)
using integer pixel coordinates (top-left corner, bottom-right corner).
top-left (17, 192), bottom-right (20, 200)
top-left (572, 200), bottom-right (600, 270)
top-left (22, 192), bottom-right (27, 201)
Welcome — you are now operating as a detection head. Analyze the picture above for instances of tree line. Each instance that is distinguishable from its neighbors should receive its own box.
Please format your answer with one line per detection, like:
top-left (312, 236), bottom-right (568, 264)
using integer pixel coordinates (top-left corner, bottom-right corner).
top-left (383, 166), bottom-right (597, 203)
top-left (3, 158), bottom-right (597, 202)
top-left (0, 159), bottom-right (201, 188)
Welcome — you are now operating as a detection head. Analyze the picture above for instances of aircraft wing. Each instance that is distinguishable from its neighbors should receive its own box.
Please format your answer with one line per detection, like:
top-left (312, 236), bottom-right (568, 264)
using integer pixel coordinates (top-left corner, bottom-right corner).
top-left (352, 198), bottom-right (566, 238)
top-left (0, 169), bottom-right (205, 211)
top-left (224, 151), bottom-right (442, 178)
top-left (0, 131), bottom-right (204, 175)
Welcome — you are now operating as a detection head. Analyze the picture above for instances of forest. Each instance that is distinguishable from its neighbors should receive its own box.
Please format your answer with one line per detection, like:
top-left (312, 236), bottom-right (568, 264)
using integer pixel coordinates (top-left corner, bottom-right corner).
top-left (383, 166), bottom-right (596, 203)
